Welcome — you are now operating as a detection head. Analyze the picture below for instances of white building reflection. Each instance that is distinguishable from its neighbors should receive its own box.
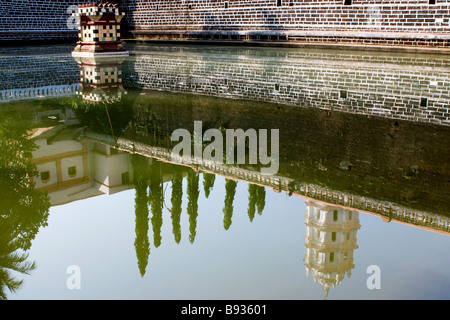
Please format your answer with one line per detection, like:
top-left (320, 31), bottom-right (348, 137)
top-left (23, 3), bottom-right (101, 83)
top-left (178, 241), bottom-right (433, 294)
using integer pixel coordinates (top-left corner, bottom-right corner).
top-left (30, 125), bottom-right (133, 206)
top-left (304, 200), bottom-right (360, 299)
top-left (30, 54), bottom-right (131, 206)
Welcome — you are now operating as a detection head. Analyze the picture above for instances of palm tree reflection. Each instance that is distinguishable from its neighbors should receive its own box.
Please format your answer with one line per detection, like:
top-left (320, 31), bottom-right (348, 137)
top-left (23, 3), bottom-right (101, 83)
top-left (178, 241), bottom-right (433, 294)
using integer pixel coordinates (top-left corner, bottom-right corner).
top-left (0, 225), bottom-right (36, 300)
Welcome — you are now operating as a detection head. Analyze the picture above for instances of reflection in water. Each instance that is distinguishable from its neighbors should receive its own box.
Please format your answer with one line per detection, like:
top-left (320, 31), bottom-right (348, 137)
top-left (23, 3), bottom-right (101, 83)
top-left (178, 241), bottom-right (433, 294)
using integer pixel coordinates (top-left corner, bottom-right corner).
top-left (304, 201), bottom-right (360, 299)
top-left (149, 160), bottom-right (164, 249)
top-left (187, 170), bottom-right (200, 243)
top-left (170, 167), bottom-right (183, 244)
top-left (247, 184), bottom-right (258, 223)
top-left (130, 153), bottom-right (218, 275)
top-left (0, 113), bottom-right (50, 299)
top-left (0, 118), bottom-right (51, 251)
top-left (203, 173), bottom-right (215, 199)
top-left (131, 154), bottom-right (151, 277)
top-left (128, 151), bottom-right (268, 277)
top-left (223, 179), bottom-right (238, 230)
top-left (73, 56), bottom-right (127, 104)
top-left (0, 45), bottom-right (449, 299)
top-left (247, 183), bottom-right (266, 223)
top-left (0, 223), bottom-right (36, 300)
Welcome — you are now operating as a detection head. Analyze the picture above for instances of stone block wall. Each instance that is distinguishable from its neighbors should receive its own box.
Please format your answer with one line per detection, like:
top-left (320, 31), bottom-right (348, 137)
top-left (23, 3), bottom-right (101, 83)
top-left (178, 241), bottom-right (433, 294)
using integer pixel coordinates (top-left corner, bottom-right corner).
top-left (1, 0), bottom-right (450, 47)
top-left (123, 0), bottom-right (450, 32)
top-left (121, 0), bottom-right (450, 47)
top-left (0, 0), bottom-right (92, 42)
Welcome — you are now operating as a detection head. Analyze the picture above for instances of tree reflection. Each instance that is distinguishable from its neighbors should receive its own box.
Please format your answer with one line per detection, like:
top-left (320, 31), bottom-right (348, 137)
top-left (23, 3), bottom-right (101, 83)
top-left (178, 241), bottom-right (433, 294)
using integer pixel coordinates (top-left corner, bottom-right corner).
top-left (128, 157), bottom-right (269, 273)
top-left (0, 119), bottom-right (50, 250)
top-left (149, 161), bottom-right (164, 248)
top-left (203, 173), bottom-right (215, 198)
top-left (0, 116), bottom-right (50, 298)
top-left (223, 179), bottom-right (238, 230)
top-left (247, 184), bottom-right (258, 222)
top-left (247, 183), bottom-right (266, 222)
top-left (187, 169), bottom-right (199, 243)
top-left (131, 154), bottom-right (151, 277)
top-left (0, 224), bottom-right (36, 300)
top-left (170, 168), bottom-right (183, 244)
top-left (256, 185), bottom-right (266, 216)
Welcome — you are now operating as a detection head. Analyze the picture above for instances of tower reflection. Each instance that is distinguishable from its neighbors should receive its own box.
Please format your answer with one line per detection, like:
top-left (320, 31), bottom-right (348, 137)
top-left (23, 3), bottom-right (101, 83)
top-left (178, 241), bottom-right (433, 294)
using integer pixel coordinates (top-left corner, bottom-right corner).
top-left (304, 200), bottom-right (360, 299)
top-left (73, 56), bottom-right (127, 103)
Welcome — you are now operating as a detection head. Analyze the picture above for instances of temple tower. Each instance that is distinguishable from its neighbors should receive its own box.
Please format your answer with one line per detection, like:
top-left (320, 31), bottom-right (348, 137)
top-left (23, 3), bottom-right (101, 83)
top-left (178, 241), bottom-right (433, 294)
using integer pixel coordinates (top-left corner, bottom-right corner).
top-left (72, 2), bottom-right (129, 57)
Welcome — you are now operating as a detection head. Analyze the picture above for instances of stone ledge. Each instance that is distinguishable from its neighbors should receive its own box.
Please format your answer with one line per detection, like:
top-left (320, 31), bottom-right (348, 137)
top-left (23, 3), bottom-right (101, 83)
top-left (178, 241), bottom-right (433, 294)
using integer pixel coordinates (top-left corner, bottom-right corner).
top-left (125, 29), bottom-right (450, 54)
top-left (129, 29), bottom-right (450, 40)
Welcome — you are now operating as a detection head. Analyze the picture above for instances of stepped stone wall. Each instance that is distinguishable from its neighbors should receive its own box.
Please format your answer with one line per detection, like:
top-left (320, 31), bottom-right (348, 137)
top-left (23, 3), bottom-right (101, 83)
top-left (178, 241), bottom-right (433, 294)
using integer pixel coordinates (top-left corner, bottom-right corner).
top-left (121, 0), bottom-right (450, 48)
top-left (1, 0), bottom-right (450, 48)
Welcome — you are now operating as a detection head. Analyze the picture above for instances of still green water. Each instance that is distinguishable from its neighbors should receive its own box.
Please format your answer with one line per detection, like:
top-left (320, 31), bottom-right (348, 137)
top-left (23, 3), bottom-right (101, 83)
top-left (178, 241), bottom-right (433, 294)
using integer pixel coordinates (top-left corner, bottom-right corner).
top-left (0, 44), bottom-right (449, 300)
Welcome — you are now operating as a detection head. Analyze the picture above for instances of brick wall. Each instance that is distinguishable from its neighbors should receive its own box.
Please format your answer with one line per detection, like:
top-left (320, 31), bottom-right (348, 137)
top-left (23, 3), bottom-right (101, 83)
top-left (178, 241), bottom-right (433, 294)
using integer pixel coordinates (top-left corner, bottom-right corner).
top-left (0, 0), bottom-right (92, 42)
top-left (123, 0), bottom-right (450, 32)
top-left (1, 0), bottom-right (450, 46)
top-left (121, 0), bottom-right (450, 47)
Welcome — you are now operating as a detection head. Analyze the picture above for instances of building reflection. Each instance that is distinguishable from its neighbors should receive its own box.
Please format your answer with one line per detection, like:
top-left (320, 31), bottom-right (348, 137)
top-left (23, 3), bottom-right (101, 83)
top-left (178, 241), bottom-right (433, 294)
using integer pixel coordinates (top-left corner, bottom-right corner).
top-left (29, 54), bottom-right (130, 206)
top-left (303, 200), bottom-right (360, 299)
top-left (2, 50), bottom-right (449, 293)
top-left (2, 44), bottom-right (450, 300)
top-left (31, 129), bottom-right (133, 206)
top-left (7, 116), bottom-right (450, 294)
top-left (24, 97), bottom-right (450, 289)
top-left (73, 56), bottom-right (127, 103)
top-left (27, 119), bottom-right (449, 285)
